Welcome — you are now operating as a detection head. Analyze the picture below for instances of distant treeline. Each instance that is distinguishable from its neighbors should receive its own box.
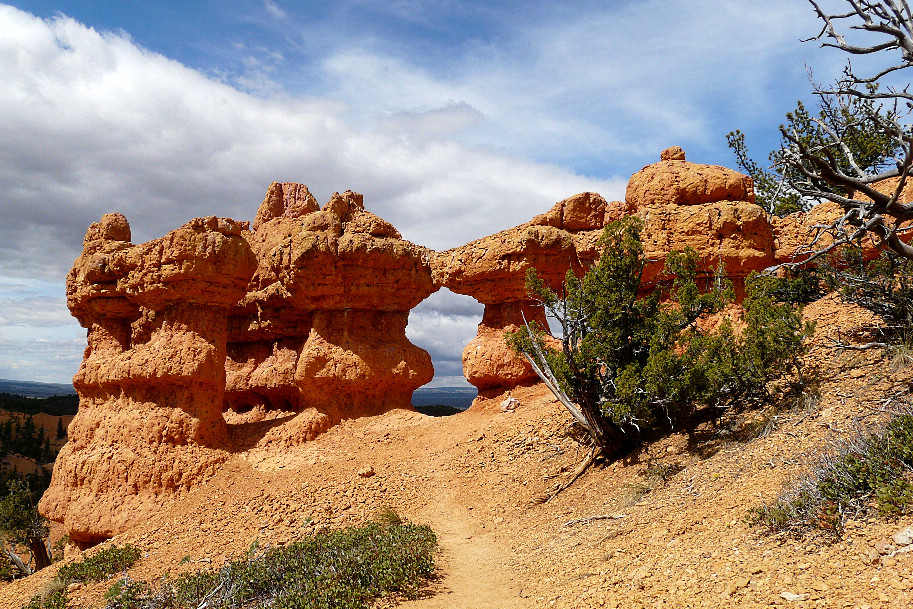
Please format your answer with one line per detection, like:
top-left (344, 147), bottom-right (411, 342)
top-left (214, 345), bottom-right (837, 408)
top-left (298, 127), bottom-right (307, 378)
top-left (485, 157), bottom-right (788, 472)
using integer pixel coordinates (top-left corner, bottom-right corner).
top-left (0, 414), bottom-right (62, 465)
top-left (0, 392), bottom-right (78, 416)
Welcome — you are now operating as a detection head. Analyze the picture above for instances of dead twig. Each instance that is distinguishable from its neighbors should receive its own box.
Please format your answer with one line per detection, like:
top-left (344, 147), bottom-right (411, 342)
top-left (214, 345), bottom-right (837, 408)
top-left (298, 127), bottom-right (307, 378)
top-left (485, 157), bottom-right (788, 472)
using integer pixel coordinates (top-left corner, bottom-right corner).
top-left (529, 446), bottom-right (598, 505)
top-left (562, 513), bottom-right (628, 527)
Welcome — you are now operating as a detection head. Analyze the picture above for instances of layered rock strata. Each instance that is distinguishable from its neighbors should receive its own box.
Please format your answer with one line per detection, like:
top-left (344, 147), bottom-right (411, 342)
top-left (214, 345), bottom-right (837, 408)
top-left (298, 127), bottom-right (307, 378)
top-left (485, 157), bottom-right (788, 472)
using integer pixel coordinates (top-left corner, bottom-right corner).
top-left (226, 185), bottom-right (436, 430)
top-left (434, 148), bottom-right (776, 395)
top-left (626, 149), bottom-right (774, 291)
top-left (40, 214), bottom-right (257, 546)
top-left (433, 192), bottom-right (608, 394)
top-left (43, 185), bottom-right (437, 545)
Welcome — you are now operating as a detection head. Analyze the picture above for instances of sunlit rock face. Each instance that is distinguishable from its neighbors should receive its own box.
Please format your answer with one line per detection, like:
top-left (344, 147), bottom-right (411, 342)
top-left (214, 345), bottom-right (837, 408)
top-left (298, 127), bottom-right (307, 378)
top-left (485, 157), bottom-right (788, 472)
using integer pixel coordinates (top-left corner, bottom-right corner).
top-left (626, 148), bottom-right (774, 292)
top-left (435, 148), bottom-right (777, 397)
top-left (227, 186), bottom-right (437, 424)
top-left (41, 213), bottom-right (256, 546)
top-left (43, 185), bottom-right (437, 545)
top-left (45, 149), bottom-right (837, 545)
top-left (433, 191), bottom-right (610, 396)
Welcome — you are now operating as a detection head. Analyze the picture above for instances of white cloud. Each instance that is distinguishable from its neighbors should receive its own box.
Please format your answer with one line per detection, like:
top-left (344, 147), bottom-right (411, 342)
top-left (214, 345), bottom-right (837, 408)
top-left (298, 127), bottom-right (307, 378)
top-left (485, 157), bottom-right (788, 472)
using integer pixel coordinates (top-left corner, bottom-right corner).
top-left (316, 0), bottom-right (827, 168)
top-left (1, 0), bottom-right (880, 386)
top-left (263, 1), bottom-right (286, 20)
top-left (407, 289), bottom-right (483, 388)
top-left (0, 5), bottom-right (614, 384)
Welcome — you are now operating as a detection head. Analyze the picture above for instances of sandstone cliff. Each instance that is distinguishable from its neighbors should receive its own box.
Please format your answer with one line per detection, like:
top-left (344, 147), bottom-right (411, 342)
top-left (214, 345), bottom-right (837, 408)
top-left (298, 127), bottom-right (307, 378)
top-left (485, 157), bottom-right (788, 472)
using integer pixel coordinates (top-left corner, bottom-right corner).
top-left (227, 185), bottom-right (437, 436)
top-left (41, 214), bottom-right (256, 546)
top-left (43, 186), bottom-right (437, 545)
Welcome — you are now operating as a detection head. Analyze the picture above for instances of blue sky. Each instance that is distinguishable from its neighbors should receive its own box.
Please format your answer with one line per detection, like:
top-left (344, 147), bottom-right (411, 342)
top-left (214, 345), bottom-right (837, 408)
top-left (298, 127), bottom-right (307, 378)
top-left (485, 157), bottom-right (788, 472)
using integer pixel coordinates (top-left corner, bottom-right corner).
top-left (0, 1), bottom-right (859, 385)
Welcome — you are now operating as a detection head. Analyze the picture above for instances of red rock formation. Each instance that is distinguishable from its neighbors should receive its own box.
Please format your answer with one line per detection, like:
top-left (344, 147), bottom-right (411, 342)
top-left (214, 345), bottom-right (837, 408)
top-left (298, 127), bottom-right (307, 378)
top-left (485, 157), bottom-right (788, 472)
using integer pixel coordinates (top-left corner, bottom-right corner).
top-left (40, 214), bottom-right (257, 546)
top-left (435, 148), bottom-right (776, 396)
top-left (227, 186), bottom-right (436, 425)
top-left (433, 192), bottom-right (608, 395)
top-left (44, 185), bottom-right (436, 546)
top-left (627, 148), bottom-right (774, 289)
top-left (49, 153), bottom-right (867, 545)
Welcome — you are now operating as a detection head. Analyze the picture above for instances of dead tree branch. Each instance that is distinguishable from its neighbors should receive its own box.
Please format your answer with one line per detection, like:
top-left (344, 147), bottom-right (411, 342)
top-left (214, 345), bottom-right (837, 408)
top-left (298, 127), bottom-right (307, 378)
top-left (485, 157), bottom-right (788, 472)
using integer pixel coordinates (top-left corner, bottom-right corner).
top-left (783, 1), bottom-right (913, 260)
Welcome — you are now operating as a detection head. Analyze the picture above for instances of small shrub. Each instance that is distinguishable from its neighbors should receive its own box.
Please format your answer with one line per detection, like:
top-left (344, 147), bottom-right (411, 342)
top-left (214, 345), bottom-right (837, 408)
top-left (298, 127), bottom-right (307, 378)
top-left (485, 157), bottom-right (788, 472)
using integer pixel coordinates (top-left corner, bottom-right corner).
top-left (751, 411), bottom-right (913, 536)
top-left (509, 217), bottom-right (812, 460)
top-left (104, 576), bottom-right (148, 609)
top-left (21, 544), bottom-right (142, 609)
top-left (25, 522), bottom-right (437, 609)
top-left (21, 590), bottom-right (66, 609)
top-left (164, 521), bottom-right (436, 609)
top-left (56, 544), bottom-right (141, 583)
top-left (624, 462), bottom-right (684, 505)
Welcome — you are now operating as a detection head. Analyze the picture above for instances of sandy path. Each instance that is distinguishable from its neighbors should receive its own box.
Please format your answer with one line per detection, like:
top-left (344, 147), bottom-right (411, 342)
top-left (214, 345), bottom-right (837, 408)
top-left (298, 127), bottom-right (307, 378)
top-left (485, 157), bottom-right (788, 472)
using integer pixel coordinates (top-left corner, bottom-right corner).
top-left (398, 480), bottom-right (531, 609)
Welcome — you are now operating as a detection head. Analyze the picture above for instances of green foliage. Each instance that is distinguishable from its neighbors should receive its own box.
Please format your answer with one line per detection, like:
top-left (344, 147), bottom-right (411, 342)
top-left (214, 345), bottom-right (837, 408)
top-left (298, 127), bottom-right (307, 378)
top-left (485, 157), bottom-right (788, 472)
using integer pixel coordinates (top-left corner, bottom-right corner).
top-left (20, 545), bottom-right (142, 609)
top-left (0, 479), bottom-right (45, 542)
top-left (23, 522), bottom-right (437, 609)
top-left (826, 247), bottom-right (913, 346)
top-left (768, 266), bottom-right (826, 305)
top-left (509, 217), bottom-right (812, 458)
top-left (0, 413), bottom-right (60, 464)
top-left (727, 129), bottom-right (803, 216)
top-left (751, 411), bottom-right (913, 536)
top-left (56, 544), bottom-right (142, 583)
top-left (104, 576), bottom-right (149, 609)
top-left (22, 589), bottom-right (66, 609)
top-left (166, 522), bottom-right (435, 609)
top-left (727, 89), bottom-right (899, 217)
top-left (0, 478), bottom-right (51, 575)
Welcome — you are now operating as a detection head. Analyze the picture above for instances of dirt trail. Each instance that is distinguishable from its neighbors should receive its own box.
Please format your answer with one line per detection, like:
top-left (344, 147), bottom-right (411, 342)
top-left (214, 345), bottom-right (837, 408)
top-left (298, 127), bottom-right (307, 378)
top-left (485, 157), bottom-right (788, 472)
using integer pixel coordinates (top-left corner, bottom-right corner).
top-left (400, 483), bottom-right (529, 609)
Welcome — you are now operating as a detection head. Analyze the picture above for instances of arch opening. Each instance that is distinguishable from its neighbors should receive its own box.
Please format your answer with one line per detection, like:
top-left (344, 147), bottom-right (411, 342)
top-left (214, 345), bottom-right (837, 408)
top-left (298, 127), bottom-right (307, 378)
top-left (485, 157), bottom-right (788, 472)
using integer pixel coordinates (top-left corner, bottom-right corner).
top-left (406, 288), bottom-right (482, 416)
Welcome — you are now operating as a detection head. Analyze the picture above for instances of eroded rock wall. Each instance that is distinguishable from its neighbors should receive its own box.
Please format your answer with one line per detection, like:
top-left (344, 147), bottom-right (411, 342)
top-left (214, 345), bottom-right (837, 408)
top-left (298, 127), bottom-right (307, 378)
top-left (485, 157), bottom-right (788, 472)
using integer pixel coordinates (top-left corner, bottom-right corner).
top-left (44, 185), bottom-right (437, 545)
top-left (434, 148), bottom-right (776, 396)
top-left (226, 186), bottom-right (436, 426)
top-left (432, 191), bottom-right (605, 395)
top-left (40, 214), bottom-right (257, 546)
top-left (47, 151), bottom-right (864, 545)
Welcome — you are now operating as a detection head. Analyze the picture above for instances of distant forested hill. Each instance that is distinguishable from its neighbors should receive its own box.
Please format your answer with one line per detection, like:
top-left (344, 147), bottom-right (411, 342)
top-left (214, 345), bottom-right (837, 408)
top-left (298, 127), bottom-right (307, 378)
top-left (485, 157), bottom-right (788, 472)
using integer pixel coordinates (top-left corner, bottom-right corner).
top-left (0, 379), bottom-right (76, 398)
top-left (412, 386), bottom-right (475, 411)
top-left (0, 380), bottom-right (78, 416)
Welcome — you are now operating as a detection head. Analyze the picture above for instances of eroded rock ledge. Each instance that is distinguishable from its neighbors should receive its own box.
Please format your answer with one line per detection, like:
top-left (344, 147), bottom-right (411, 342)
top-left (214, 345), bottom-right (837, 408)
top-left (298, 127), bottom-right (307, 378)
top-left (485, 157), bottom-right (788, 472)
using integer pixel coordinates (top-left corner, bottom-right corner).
top-left (44, 148), bottom-right (846, 545)
top-left (41, 186), bottom-right (436, 546)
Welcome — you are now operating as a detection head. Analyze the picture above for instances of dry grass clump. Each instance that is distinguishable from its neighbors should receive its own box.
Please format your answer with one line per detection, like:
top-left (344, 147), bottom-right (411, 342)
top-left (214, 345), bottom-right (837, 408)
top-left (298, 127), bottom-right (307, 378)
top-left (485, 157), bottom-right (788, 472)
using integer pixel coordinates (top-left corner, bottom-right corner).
top-left (750, 409), bottom-right (913, 537)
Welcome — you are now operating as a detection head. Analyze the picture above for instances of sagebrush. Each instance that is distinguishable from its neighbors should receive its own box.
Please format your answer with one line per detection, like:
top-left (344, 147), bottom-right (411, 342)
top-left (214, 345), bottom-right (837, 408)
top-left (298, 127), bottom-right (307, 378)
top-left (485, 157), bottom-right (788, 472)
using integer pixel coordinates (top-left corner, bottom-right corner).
top-left (751, 411), bottom-right (913, 536)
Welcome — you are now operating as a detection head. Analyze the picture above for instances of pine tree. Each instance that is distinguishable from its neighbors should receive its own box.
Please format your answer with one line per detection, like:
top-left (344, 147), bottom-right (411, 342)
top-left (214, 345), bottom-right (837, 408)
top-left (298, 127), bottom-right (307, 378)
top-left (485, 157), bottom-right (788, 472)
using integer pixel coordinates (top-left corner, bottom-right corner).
top-left (727, 91), bottom-right (898, 217)
top-left (509, 217), bottom-right (812, 461)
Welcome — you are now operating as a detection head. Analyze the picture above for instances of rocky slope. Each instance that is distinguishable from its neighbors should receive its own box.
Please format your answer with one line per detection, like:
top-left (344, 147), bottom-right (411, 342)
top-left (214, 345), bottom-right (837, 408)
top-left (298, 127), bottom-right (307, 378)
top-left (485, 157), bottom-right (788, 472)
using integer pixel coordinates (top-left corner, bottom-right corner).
top-left (5, 296), bottom-right (913, 608)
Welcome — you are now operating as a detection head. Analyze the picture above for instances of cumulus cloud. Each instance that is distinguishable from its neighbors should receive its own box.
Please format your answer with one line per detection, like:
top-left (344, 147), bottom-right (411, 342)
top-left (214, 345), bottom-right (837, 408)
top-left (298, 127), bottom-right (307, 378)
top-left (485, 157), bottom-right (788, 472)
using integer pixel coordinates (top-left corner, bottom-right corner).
top-left (0, 5), bottom-right (616, 384)
top-left (0, 0), bottom-right (862, 385)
